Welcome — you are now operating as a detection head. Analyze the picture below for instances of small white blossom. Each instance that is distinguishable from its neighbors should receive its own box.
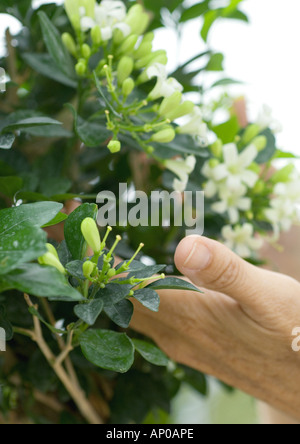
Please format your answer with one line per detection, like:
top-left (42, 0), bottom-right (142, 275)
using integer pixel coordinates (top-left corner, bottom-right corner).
top-left (165, 155), bottom-right (196, 192)
top-left (80, 0), bottom-right (130, 39)
top-left (147, 64), bottom-right (183, 100)
top-left (177, 107), bottom-right (207, 141)
top-left (256, 104), bottom-right (282, 134)
top-left (211, 185), bottom-right (251, 224)
top-left (202, 161), bottom-right (228, 198)
top-left (221, 224), bottom-right (263, 258)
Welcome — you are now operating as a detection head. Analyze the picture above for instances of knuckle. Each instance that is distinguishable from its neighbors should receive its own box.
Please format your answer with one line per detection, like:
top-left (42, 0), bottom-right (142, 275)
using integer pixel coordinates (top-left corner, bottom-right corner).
top-left (207, 256), bottom-right (242, 291)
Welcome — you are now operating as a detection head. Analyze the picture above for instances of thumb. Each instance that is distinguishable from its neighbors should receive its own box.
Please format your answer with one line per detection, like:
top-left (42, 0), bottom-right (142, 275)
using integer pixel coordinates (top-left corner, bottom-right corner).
top-left (175, 235), bottom-right (267, 307)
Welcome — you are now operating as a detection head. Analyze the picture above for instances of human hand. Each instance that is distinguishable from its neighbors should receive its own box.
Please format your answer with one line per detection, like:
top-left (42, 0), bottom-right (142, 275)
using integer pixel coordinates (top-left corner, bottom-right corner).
top-left (131, 235), bottom-right (300, 420)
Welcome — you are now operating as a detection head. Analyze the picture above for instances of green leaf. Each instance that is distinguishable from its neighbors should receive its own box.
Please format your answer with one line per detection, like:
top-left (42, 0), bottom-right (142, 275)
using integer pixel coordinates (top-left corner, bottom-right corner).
top-left (93, 72), bottom-right (122, 118)
top-left (133, 339), bottom-right (169, 366)
top-left (205, 53), bottom-right (224, 71)
top-left (180, 1), bottom-right (210, 22)
top-left (274, 149), bottom-right (299, 159)
top-left (39, 177), bottom-right (71, 198)
top-left (0, 263), bottom-right (83, 301)
top-left (64, 203), bottom-right (98, 260)
top-left (96, 283), bottom-right (133, 306)
top-left (66, 260), bottom-right (85, 280)
top-left (213, 116), bottom-right (240, 144)
top-left (133, 288), bottom-right (160, 312)
top-left (2, 117), bottom-right (62, 133)
top-left (180, 365), bottom-right (207, 395)
top-left (42, 212), bottom-right (68, 228)
top-left (153, 134), bottom-right (209, 159)
top-left (38, 11), bottom-right (75, 78)
top-left (147, 277), bottom-right (203, 293)
top-left (201, 10), bottom-right (218, 42)
top-left (23, 53), bottom-right (77, 88)
top-left (104, 299), bottom-right (134, 328)
top-left (0, 176), bottom-right (23, 198)
top-left (74, 299), bottom-right (104, 326)
top-left (255, 128), bottom-right (276, 164)
top-left (211, 78), bottom-right (243, 88)
top-left (79, 329), bottom-right (135, 373)
top-left (0, 202), bottom-right (63, 275)
top-left (28, 306), bottom-right (65, 334)
top-left (0, 133), bottom-right (15, 150)
top-left (128, 264), bottom-right (165, 280)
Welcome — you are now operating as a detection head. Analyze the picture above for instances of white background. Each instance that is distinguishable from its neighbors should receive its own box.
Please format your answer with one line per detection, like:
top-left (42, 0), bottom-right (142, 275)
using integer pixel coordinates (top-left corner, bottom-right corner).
top-left (1, 0), bottom-right (300, 154)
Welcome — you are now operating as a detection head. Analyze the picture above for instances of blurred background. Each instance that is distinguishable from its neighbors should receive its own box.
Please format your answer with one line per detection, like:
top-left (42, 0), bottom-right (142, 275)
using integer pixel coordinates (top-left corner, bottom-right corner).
top-left (1, 0), bottom-right (298, 424)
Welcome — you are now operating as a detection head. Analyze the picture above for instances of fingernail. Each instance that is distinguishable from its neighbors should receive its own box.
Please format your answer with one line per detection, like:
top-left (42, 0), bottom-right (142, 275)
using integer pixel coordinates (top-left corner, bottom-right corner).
top-left (183, 240), bottom-right (212, 271)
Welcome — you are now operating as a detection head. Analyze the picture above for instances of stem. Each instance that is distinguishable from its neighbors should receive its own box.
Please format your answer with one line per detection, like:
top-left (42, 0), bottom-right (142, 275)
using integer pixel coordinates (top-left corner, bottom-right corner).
top-left (24, 295), bottom-right (103, 424)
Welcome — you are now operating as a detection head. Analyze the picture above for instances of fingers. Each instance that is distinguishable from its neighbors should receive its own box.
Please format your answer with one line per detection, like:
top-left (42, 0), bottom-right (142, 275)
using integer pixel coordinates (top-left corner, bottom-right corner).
top-left (174, 235), bottom-right (269, 307)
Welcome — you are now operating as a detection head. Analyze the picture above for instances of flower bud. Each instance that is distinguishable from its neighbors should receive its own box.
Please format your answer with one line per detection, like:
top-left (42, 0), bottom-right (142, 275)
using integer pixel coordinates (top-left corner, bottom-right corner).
top-left (159, 92), bottom-right (182, 117)
top-left (91, 25), bottom-right (102, 46)
top-left (122, 78), bottom-right (135, 97)
top-left (165, 101), bottom-right (195, 121)
top-left (75, 60), bottom-right (87, 76)
top-left (270, 164), bottom-right (295, 184)
top-left (83, 260), bottom-right (95, 279)
top-left (62, 33), bottom-right (77, 56)
top-left (135, 50), bottom-right (167, 70)
top-left (125, 5), bottom-right (150, 35)
top-left (134, 42), bottom-right (152, 60)
top-left (117, 35), bottom-right (139, 56)
top-left (242, 124), bottom-right (261, 145)
top-left (108, 140), bottom-right (121, 153)
top-left (81, 218), bottom-right (101, 253)
top-left (46, 243), bottom-right (59, 260)
top-left (209, 158), bottom-right (220, 168)
top-left (210, 139), bottom-right (223, 158)
top-left (81, 43), bottom-right (91, 59)
top-left (152, 127), bottom-right (176, 144)
top-left (253, 180), bottom-right (265, 194)
top-left (39, 252), bottom-right (66, 275)
top-left (252, 135), bottom-right (267, 152)
top-left (142, 32), bottom-right (155, 43)
top-left (107, 269), bottom-right (117, 279)
top-left (117, 56), bottom-right (134, 86)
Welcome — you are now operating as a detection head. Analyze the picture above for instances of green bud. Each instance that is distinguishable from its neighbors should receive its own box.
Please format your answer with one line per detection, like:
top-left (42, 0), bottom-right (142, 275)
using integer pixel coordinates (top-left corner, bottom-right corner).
top-left (147, 52), bottom-right (168, 68)
top-left (253, 180), bottom-right (265, 194)
top-left (159, 92), bottom-right (182, 117)
top-left (113, 28), bottom-right (126, 45)
top-left (252, 135), bottom-right (267, 152)
top-left (39, 252), bottom-right (66, 275)
top-left (152, 127), bottom-right (176, 144)
top-left (122, 77), bottom-right (135, 97)
top-left (209, 159), bottom-right (220, 168)
top-left (81, 43), bottom-right (91, 59)
top-left (248, 163), bottom-right (260, 174)
top-left (134, 41), bottom-right (152, 60)
top-left (128, 290), bottom-right (135, 297)
top-left (75, 60), bottom-right (87, 76)
top-left (165, 101), bottom-right (195, 121)
top-left (81, 218), bottom-right (101, 253)
top-left (62, 33), bottom-right (77, 56)
top-left (117, 56), bottom-right (134, 86)
top-left (210, 139), bottom-right (223, 158)
top-left (117, 35), bottom-right (139, 56)
top-left (125, 5), bottom-right (150, 35)
top-left (142, 32), bottom-right (155, 44)
top-left (83, 260), bottom-right (95, 279)
top-left (107, 269), bottom-right (117, 279)
top-left (46, 243), bottom-right (59, 260)
top-left (270, 164), bottom-right (295, 184)
top-left (242, 124), bottom-right (261, 145)
top-left (245, 211), bottom-right (254, 220)
top-left (91, 25), bottom-right (102, 46)
top-left (135, 50), bottom-right (167, 70)
top-left (108, 140), bottom-right (121, 154)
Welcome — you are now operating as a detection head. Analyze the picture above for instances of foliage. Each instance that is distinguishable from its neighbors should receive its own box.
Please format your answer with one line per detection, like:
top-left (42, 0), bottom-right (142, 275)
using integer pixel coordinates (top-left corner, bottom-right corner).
top-left (0, 0), bottom-right (298, 424)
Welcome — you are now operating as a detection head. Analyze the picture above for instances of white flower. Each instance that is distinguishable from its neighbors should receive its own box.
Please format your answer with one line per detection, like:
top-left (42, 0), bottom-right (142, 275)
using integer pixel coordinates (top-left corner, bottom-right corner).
top-left (211, 185), bottom-right (251, 224)
top-left (221, 143), bottom-right (259, 191)
top-left (221, 224), bottom-right (263, 258)
top-left (202, 161), bottom-right (228, 198)
top-left (256, 104), bottom-right (282, 134)
top-left (80, 0), bottom-right (131, 39)
top-left (265, 179), bottom-right (300, 236)
top-left (165, 155), bottom-right (196, 192)
top-left (177, 107), bottom-right (207, 140)
top-left (147, 64), bottom-right (183, 100)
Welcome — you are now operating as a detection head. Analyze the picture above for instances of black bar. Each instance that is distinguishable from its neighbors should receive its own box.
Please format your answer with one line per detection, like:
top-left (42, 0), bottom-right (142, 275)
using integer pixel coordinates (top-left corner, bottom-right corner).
top-left (98, 426), bottom-right (200, 439)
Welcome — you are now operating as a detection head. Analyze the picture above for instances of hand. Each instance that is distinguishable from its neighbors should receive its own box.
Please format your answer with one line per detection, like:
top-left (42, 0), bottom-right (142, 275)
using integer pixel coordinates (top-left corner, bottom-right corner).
top-left (131, 235), bottom-right (300, 420)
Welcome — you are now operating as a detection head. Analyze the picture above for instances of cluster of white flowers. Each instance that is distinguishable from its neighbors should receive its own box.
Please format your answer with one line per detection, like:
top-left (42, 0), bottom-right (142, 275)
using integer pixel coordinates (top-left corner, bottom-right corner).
top-left (256, 104), bottom-right (283, 134)
top-left (264, 175), bottom-right (300, 238)
top-left (202, 143), bottom-right (258, 224)
top-left (164, 156), bottom-right (197, 192)
top-left (222, 224), bottom-right (263, 258)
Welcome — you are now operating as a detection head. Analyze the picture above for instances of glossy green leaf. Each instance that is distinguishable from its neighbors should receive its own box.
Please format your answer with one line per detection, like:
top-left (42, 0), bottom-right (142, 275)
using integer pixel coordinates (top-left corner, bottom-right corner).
top-left (64, 203), bottom-right (98, 260)
top-left (213, 116), bottom-right (240, 144)
top-left (133, 288), bottom-right (160, 312)
top-left (74, 299), bottom-right (104, 326)
top-left (104, 299), bottom-right (134, 328)
top-left (133, 339), bottom-right (169, 366)
top-left (180, 1), bottom-right (210, 22)
top-left (28, 306), bottom-right (65, 334)
top-left (66, 260), bottom-right (85, 280)
top-left (255, 128), bottom-right (277, 164)
top-left (96, 283), bottom-right (132, 306)
top-left (0, 263), bottom-right (83, 301)
top-left (79, 329), bottom-right (135, 373)
top-left (147, 277), bottom-right (202, 293)
top-left (42, 212), bottom-right (68, 228)
top-left (128, 264), bottom-right (165, 279)
top-left (2, 117), bottom-right (62, 133)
